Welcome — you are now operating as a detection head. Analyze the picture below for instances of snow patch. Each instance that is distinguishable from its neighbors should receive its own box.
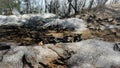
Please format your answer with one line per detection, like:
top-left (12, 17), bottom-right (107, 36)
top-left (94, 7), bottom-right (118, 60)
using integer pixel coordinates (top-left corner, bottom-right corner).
top-left (43, 18), bottom-right (87, 33)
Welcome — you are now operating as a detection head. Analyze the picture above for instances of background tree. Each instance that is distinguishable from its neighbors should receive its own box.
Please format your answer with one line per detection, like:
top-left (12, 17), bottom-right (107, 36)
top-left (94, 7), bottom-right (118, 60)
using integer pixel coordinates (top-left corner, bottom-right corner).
top-left (0, 0), bottom-right (120, 16)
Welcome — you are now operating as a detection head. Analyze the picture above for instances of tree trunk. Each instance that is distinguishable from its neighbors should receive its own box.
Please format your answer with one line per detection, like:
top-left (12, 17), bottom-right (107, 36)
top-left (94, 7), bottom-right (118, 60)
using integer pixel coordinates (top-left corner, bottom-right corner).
top-left (88, 0), bottom-right (94, 10)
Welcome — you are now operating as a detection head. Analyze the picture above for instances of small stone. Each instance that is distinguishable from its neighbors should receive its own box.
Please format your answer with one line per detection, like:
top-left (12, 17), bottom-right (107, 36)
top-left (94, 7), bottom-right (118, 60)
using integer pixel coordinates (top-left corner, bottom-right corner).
top-left (38, 41), bottom-right (43, 46)
top-left (75, 15), bottom-right (81, 18)
top-left (110, 28), bottom-right (117, 33)
top-left (111, 20), bottom-right (117, 24)
top-left (116, 33), bottom-right (120, 37)
top-left (23, 37), bottom-right (32, 41)
top-left (108, 18), bottom-right (114, 22)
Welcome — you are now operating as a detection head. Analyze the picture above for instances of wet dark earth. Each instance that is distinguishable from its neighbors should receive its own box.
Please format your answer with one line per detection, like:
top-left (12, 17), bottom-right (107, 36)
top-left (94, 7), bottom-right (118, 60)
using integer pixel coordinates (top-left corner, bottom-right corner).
top-left (0, 24), bottom-right (82, 45)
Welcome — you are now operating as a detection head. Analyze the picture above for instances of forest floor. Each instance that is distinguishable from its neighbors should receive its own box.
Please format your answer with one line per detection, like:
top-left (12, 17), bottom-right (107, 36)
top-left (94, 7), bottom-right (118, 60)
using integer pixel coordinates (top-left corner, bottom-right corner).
top-left (0, 3), bottom-right (120, 45)
top-left (0, 3), bottom-right (120, 68)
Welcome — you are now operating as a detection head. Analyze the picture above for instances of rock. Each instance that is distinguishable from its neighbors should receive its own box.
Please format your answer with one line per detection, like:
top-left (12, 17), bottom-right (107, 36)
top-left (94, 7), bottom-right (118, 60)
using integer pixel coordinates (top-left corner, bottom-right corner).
top-left (67, 39), bottom-right (120, 68)
top-left (111, 20), bottom-right (117, 24)
top-left (23, 37), bottom-right (32, 41)
top-left (38, 41), bottom-right (44, 46)
top-left (75, 15), bottom-right (81, 18)
top-left (73, 34), bottom-right (82, 42)
top-left (100, 25), bottom-right (106, 30)
top-left (0, 39), bottom-right (120, 68)
top-left (25, 46), bottom-right (59, 68)
top-left (63, 36), bottom-right (74, 42)
top-left (1, 46), bottom-right (26, 68)
top-left (108, 18), bottom-right (114, 22)
top-left (113, 43), bottom-right (120, 51)
top-left (0, 63), bottom-right (22, 68)
top-left (116, 32), bottom-right (120, 37)
top-left (110, 28), bottom-right (117, 33)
